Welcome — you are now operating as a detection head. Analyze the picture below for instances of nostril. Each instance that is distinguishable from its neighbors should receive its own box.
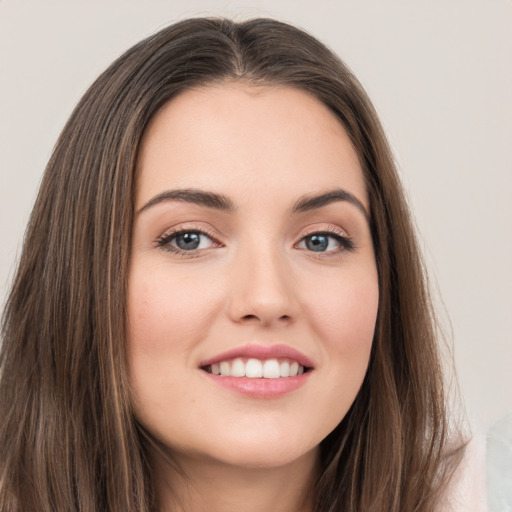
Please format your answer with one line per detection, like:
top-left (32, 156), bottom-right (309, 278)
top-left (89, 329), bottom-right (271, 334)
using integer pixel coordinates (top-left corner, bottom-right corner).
top-left (241, 314), bottom-right (259, 321)
top-left (240, 314), bottom-right (292, 323)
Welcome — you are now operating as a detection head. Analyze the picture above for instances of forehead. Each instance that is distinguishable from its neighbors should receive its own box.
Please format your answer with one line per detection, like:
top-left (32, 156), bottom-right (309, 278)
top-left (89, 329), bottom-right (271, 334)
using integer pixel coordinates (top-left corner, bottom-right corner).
top-left (136, 82), bottom-right (368, 209)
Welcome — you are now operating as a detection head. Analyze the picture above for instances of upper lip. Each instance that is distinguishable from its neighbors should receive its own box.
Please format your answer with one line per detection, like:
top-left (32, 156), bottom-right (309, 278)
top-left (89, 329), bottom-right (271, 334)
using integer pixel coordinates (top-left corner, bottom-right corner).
top-left (199, 344), bottom-right (315, 369)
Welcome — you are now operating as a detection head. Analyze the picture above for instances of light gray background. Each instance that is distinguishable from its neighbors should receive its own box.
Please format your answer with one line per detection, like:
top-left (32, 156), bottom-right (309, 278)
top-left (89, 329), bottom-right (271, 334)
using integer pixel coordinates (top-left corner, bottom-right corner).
top-left (1, 0), bottom-right (511, 433)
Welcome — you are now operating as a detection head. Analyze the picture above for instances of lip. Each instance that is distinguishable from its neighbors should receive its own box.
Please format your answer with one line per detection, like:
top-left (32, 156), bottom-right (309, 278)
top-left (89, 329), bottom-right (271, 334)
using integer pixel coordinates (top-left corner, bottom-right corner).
top-left (199, 344), bottom-right (314, 399)
top-left (199, 344), bottom-right (315, 368)
top-left (202, 372), bottom-right (311, 398)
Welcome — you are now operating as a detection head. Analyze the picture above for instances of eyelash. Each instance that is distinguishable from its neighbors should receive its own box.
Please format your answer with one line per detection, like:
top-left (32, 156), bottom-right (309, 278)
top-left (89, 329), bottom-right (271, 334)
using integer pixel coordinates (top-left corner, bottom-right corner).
top-left (156, 226), bottom-right (221, 257)
top-left (298, 228), bottom-right (355, 254)
top-left (155, 226), bottom-right (355, 257)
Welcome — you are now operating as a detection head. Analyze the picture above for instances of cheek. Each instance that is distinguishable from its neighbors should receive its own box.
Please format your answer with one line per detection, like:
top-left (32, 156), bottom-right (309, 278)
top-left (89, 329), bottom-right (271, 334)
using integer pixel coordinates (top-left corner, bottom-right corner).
top-left (303, 266), bottom-right (378, 405)
top-left (127, 264), bottom-right (222, 354)
top-left (126, 263), bottom-right (224, 427)
top-left (307, 272), bottom-right (379, 353)
top-left (285, 268), bottom-right (378, 443)
top-left (126, 265), bottom-right (221, 435)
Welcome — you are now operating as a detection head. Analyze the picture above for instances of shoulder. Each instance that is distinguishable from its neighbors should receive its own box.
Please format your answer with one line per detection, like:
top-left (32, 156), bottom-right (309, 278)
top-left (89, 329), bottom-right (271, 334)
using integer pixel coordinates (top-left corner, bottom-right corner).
top-left (437, 434), bottom-right (488, 512)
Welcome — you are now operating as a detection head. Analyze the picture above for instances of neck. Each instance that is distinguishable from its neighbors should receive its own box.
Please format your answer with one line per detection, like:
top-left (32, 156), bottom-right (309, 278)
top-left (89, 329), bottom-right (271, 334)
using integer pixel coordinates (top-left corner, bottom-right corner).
top-left (151, 446), bottom-right (320, 512)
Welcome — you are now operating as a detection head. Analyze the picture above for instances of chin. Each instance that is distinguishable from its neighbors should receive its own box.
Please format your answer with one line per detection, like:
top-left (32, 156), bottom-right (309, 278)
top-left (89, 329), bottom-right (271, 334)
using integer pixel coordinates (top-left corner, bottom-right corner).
top-left (220, 444), bottom-right (316, 469)
top-left (194, 425), bottom-right (321, 470)
top-left (153, 425), bottom-right (319, 472)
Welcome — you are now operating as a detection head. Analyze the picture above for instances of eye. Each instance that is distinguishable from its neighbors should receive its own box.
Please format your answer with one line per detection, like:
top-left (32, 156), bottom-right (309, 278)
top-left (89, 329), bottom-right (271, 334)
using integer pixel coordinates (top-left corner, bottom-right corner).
top-left (157, 229), bottom-right (218, 254)
top-left (297, 232), bottom-right (354, 253)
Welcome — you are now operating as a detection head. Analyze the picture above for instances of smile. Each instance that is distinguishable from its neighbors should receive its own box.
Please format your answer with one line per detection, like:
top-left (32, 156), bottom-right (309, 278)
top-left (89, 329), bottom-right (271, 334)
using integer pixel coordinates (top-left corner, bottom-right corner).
top-left (203, 358), bottom-right (307, 378)
top-left (199, 344), bottom-right (314, 398)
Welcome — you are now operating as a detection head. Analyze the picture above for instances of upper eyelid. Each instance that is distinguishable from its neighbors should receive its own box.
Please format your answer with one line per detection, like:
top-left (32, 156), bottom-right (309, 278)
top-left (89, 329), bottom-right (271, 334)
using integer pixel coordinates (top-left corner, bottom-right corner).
top-left (296, 231), bottom-right (352, 246)
top-left (157, 223), bottom-right (220, 242)
top-left (297, 223), bottom-right (350, 239)
top-left (158, 229), bottom-right (215, 243)
top-left (154, 222), bottom-right (352, 246)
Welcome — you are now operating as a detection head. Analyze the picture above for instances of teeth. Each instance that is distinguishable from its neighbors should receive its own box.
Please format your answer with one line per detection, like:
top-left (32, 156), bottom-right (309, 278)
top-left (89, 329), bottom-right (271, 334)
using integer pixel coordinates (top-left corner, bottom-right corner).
top-left (220, 361), bottom-right (230, 377)
top-left (231, 358), bottom-right (245, 377)
top-left (245, 358), bottom-right (263, 378)
top-left (206, 358), bottom-right (307, 378)
top-left (262, 359), bottom-right (280, 379)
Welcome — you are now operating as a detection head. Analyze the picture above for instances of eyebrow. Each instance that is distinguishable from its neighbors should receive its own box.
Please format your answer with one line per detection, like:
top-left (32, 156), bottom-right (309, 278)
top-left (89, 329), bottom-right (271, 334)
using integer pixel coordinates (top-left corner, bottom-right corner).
top-left (137, 186), bottom-right (370, 223)
top-left (137, 188), bottom-right (236, 214)
top-left (291, 189), bottom-right (370, 223)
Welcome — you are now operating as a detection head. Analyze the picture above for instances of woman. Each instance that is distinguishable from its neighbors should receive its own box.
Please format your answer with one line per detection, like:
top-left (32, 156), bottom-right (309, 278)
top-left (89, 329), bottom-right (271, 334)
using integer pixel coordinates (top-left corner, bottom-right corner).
top-left (0, 18), bottom-right (464, 511)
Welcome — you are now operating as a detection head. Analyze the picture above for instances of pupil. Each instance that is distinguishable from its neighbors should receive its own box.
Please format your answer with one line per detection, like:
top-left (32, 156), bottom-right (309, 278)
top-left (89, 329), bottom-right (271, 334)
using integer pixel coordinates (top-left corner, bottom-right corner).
top-left (176, 232), bottom-right (201, 250)
top-left (306, 235), bottom-right (328, 252)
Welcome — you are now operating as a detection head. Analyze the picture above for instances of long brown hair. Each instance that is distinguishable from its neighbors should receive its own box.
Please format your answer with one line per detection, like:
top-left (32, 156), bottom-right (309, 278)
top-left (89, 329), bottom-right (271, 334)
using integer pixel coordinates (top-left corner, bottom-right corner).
top-left (0, 17), bottom-right (462, 511)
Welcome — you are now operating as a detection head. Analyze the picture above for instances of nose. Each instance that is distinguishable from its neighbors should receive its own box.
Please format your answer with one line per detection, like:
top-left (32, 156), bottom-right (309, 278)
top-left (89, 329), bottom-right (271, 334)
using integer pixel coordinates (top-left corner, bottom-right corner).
top-left (226, 243), bottom-right (298, 327)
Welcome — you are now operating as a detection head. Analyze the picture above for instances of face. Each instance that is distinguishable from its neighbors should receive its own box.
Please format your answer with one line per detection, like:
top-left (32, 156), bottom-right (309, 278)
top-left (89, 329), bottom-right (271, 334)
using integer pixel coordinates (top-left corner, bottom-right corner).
top-left (128, 83), bottom-right (379, 470)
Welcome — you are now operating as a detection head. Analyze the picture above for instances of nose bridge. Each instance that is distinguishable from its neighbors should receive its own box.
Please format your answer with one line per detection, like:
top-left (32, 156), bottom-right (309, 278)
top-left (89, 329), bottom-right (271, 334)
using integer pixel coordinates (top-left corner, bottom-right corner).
top-left (227, 235), bottom-right (296, 325)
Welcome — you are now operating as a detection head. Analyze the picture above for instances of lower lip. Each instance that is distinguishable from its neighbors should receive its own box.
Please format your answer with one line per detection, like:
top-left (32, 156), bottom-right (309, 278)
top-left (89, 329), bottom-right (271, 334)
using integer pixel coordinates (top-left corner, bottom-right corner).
top-left (202, 371), bottom-right (311, 398)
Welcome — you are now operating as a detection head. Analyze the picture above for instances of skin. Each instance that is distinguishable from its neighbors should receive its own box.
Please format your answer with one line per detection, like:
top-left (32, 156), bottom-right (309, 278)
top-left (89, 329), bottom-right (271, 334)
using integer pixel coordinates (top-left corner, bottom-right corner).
top-left (128, 83), bottom-right (379, 512)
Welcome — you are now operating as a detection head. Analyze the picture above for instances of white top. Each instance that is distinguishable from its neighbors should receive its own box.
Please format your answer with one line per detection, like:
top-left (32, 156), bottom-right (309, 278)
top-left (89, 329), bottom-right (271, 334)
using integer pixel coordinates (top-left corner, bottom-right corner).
top-left (440, 434), bottom-right (488, 511)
